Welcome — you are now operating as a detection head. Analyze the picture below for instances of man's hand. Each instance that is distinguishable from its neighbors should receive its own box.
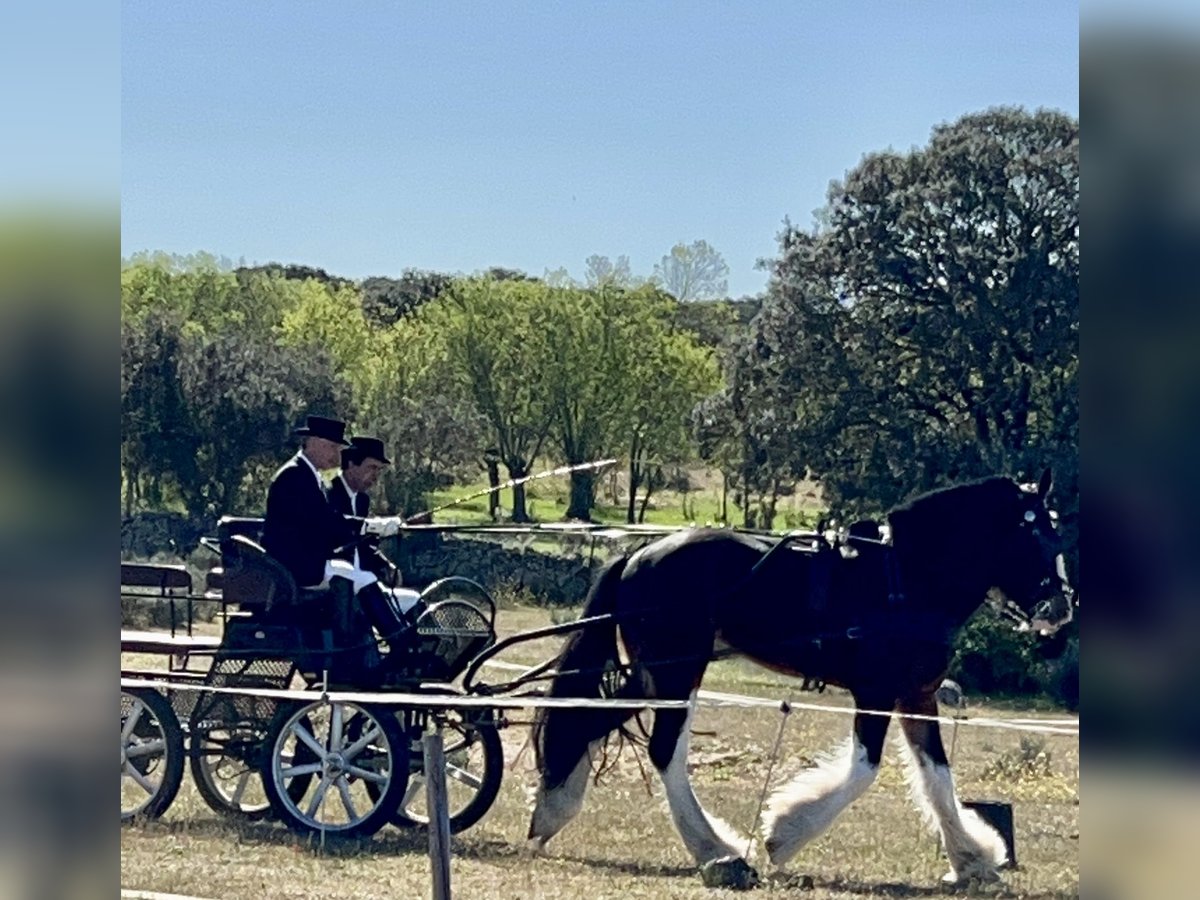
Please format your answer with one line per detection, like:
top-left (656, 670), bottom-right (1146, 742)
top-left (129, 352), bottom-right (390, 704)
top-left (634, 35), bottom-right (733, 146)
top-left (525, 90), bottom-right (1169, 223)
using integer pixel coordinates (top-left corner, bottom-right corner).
top-left (361, 516), bottom-right (402, 537)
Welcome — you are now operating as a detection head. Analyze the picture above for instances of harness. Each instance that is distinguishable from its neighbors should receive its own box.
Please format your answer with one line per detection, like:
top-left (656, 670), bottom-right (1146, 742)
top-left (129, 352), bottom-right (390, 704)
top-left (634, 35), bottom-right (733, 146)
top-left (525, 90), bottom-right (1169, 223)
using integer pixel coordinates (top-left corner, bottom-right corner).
top-left (752, 530), bottom-right (967, 693)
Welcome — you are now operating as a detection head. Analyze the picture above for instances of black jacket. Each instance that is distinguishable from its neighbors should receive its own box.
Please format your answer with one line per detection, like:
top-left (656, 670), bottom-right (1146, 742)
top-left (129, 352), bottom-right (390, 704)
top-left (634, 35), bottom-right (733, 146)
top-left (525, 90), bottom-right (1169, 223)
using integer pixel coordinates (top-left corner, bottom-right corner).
top-left (261, 454), bottom-right (352, 588)
top-left (328, 474), bottom-right (369, 518)
top-left (328, 474), bottom-right (368, 565)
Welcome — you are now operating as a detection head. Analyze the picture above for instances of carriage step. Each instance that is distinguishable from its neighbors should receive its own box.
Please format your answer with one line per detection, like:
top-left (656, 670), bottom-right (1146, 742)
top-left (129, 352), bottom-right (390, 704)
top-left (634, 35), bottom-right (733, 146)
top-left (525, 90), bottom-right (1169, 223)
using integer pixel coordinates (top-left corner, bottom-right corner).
top-left (121, 668), bottom-right (209, 683)
top-left (121, 629), bottom-right (222, 655)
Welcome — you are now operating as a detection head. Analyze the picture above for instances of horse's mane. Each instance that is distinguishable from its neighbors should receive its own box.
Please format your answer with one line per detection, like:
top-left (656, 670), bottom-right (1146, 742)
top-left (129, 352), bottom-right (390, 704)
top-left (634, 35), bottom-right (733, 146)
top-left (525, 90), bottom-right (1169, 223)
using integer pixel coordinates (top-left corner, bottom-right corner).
top-left (885, 476), bottom-right (1019, 563)
top-left (887, 476), bottom-right (1015, 524)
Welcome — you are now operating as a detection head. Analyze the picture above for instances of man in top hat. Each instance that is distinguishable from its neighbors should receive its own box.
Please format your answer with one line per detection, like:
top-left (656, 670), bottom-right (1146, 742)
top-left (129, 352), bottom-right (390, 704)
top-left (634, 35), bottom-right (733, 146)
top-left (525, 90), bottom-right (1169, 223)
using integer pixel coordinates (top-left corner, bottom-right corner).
top-left (328, 435), bottom-right (424, 620)
top-left (329, 436), bottom-right (389, 522)
top-left (261, 414), bottom-right (359, 591)
top-left (329, 435), bottom-right (389, 571)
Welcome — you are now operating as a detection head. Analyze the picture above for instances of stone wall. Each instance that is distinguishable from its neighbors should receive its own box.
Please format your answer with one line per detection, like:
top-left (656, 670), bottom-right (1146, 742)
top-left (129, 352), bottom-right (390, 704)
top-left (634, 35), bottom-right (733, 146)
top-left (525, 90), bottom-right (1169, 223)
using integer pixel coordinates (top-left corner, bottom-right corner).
top-left (387, 530), bottom-right (634, 606)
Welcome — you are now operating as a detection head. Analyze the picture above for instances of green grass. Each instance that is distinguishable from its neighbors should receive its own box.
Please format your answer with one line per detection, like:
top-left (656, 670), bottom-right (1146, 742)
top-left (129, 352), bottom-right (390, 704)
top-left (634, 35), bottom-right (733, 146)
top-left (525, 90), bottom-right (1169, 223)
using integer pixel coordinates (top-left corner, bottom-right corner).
top-left (426, 466), bottom-right (825, 530)
top-left (122, 606), bottom-right (1078, 899)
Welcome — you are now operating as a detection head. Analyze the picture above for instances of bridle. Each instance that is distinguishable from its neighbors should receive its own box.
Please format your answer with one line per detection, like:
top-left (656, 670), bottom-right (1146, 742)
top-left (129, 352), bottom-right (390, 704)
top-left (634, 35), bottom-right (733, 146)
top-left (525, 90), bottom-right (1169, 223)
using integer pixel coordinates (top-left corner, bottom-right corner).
top-left (994, 506), bottom-right (1075, 631)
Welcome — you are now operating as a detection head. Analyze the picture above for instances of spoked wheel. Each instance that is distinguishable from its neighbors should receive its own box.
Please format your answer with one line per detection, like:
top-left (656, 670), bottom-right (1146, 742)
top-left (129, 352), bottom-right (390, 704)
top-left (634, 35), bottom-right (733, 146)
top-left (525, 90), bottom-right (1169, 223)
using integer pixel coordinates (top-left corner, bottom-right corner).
top-left (189, 723), bottom-right (314, 820)
top-left (261, 700), bottom-right (409, 839)
top-left (387, 708), bottom-right (505, 834)
top-left (121, 688), bottom-right (184, 823)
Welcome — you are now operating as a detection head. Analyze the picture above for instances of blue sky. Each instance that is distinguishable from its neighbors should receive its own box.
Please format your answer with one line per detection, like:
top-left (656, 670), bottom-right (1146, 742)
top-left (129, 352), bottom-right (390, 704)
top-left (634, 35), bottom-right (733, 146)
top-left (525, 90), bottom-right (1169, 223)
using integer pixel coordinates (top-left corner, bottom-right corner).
top-left (121, 2), bottom-right (1078, 298)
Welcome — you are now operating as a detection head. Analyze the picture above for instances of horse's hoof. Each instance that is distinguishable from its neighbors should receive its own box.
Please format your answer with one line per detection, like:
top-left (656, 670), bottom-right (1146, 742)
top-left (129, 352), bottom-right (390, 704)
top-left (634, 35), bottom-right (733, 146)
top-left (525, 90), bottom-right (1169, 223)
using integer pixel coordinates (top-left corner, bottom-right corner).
top-left (940, 868), bottom-right (1001, 891)
top-left (699, 856), bottom-right (760, 890)
top-left (764, 836), bottom-right (791, 866)
top-left (525, 836), bottom-right (548, 855)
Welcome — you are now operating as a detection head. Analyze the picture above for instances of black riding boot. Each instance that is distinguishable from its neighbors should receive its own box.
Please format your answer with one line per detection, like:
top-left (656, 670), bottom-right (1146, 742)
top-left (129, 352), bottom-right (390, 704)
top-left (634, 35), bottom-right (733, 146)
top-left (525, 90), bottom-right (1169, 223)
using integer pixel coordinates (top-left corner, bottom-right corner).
top-left (357, 582), bottom-right (413, 648)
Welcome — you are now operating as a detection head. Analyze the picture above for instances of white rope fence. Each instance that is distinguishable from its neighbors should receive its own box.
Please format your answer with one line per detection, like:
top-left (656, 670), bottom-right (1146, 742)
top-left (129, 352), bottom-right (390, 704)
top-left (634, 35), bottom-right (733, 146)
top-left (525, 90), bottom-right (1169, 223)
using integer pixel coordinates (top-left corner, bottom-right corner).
top-left (119, 672), bottom-right (1078, 737)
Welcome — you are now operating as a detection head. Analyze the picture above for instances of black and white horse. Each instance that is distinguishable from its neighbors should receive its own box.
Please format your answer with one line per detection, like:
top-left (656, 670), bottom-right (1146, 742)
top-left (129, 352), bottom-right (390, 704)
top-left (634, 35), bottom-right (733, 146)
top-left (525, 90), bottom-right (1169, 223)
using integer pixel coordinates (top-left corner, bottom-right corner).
top-left (528, 472), bottom-right (1074, 884)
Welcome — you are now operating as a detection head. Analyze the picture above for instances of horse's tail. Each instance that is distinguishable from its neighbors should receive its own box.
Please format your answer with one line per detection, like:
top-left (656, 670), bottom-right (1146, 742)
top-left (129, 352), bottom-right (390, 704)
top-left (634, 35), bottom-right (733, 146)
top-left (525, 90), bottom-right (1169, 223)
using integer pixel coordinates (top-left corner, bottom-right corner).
top-left (532, 555), bottom-right (641, 788)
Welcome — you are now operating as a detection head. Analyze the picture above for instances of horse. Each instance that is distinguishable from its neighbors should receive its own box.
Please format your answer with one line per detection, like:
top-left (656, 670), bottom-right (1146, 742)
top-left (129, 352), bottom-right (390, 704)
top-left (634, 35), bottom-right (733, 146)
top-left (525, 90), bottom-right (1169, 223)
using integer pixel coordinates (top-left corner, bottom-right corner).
top-left (527, 471), bottom-right (1075, 885)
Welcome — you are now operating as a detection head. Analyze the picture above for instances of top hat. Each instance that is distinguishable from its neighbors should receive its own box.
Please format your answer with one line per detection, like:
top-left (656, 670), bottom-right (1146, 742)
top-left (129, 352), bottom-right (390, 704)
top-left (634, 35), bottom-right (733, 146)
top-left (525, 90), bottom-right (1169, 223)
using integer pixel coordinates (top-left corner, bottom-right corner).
top-left (293, 415), bottom-right (351, 446)
top-left (344, 435), bottom-right (391, 465)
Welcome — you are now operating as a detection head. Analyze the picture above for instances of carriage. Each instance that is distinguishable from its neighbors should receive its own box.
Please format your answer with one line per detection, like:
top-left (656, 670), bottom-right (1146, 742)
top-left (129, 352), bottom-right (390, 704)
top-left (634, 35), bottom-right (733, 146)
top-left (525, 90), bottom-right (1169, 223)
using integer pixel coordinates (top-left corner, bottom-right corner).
top-left (121, 516), bottom-right (506, 839)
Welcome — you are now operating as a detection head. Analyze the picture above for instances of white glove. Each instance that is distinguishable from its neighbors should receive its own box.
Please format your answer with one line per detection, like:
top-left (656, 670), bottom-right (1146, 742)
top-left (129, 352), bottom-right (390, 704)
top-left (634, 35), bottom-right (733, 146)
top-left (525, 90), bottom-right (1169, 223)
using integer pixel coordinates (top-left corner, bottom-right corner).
top-left (361, 516), bottom-right (402, 537)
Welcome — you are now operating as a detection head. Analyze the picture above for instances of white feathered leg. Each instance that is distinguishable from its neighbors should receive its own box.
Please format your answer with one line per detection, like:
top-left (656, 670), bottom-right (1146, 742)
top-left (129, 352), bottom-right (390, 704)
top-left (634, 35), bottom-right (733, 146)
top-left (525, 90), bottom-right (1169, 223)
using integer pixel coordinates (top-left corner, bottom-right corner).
top-left (762, 736), bottom-right (879, 865)
top-left (898, 724), bottom-right (1007, 883)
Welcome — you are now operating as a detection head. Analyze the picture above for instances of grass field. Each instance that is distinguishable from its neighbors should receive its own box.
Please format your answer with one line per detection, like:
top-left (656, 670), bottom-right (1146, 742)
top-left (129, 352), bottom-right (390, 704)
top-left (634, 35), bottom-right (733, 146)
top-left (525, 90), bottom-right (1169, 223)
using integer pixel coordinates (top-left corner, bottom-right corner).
top-left (121, 607), bottom-right (1078, 899)
top-left (425, 466), bottom-right (825, 529)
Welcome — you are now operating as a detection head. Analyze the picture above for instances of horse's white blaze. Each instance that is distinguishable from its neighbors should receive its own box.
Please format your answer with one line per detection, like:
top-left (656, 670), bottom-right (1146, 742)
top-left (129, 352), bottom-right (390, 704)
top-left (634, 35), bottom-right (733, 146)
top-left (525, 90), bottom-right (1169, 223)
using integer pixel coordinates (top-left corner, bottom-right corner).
top-left (528, 739), bottom-right (599, 850)
top-left (897, 736), bottom-right (1007, 882)
top-left (660, 692), bottom-right (746, 863)
top-left (762, 737), bottom-right (877, 865)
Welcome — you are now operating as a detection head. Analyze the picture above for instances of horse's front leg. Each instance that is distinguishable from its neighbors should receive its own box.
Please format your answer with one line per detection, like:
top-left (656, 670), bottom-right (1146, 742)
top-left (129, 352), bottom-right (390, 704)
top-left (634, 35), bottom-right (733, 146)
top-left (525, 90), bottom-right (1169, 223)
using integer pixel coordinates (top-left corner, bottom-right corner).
top-left (763, 699), bottom-right (890, 865)
top-left (897, 692), bottom-right (1008, 884)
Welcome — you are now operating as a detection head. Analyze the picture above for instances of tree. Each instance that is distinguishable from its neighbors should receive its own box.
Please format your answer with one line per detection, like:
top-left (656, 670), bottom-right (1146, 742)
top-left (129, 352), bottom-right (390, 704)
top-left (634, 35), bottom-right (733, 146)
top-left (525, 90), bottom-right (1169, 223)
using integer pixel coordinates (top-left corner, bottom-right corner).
top-left (484, 266), bottom-right (534, 282)
top-left (121, 309), bottom-right (196, 515)
top-left (419, 278), bottom-right (555, 522)
top-left (360, 269), bottom-right (453, 329)
top-left (279, 279), bottom-right (373, 378)
top-left (353, 317), bottom-right (488, 517)
top-left (122, 261), bottom-right (353, 519)
top-left (234, 262), bottom-right (353, 290)
top-left (584, 254), bottom-right (639, 288)
top-left (757, 107), bottom-right (1078, 528)
top-left (174, 328), bottom-right (347, 518)
top-left (538, 285), bottom-right (680, 520)
top-left (653, 239), bottom-right (729, 301)
top-left (670, 298), bottom-right (749, 353)
top-left (623, 330), bottom-right (719, 522)
top-left (541, 267), bottom-right (577, 288)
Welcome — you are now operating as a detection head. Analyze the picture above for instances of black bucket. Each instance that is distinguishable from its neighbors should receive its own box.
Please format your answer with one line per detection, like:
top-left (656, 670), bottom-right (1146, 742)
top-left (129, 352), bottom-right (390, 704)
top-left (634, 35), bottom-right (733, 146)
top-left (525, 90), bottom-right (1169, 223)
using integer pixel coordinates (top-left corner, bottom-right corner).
top-left (962, 799), bottom-right (1016, 869)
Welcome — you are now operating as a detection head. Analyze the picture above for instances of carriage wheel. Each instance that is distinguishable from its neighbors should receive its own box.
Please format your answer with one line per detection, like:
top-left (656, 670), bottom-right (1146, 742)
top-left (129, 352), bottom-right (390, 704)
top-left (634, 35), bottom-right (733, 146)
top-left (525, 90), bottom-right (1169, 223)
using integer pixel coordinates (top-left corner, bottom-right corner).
top-left (373, 709), bottom-right (504, 834)
top-left (189, 722), bottom-right (315, 820)
top-left (121, 688), bottom-right (184, 823)
top-left (261, 700), bottom-right (408, 839)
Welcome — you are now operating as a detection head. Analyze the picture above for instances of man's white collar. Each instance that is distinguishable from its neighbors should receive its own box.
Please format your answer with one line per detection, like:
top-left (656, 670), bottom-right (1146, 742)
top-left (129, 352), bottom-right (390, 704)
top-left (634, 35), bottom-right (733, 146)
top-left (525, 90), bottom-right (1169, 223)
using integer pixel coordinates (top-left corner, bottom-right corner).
top-left (296, 451), bottom-right (323, 484)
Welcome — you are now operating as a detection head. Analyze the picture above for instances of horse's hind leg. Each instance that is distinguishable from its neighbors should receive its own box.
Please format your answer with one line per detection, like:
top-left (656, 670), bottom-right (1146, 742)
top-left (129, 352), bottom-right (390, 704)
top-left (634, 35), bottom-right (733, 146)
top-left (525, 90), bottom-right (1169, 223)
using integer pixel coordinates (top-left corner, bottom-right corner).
top-left (527, 735), bottom-right (603, 851)
top-left (528, 704), bottom-right (638, 851)
top-left (763, 699), bottom-right (890, 866)
top-left (896, 693), bottom-right (1007, 884)
top-left (650, 689), bottom-right (748, 865)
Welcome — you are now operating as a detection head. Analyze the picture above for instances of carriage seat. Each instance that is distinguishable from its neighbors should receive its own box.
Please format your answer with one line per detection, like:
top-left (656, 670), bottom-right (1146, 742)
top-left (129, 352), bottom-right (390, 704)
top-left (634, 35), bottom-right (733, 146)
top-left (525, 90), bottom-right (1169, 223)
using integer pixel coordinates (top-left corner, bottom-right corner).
top-left (217, 533), bottom-right (298, 613)
top-left (213, 516), bottom-right (321, 608)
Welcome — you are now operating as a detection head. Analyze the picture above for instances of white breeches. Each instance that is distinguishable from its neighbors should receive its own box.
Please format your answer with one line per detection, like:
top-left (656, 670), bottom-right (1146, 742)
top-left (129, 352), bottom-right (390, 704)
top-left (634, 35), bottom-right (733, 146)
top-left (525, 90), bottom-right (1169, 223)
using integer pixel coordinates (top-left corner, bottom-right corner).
top-left (315, 559), bottom-right (379, 593)
top-left (311, 560), bottom-right (422, 615)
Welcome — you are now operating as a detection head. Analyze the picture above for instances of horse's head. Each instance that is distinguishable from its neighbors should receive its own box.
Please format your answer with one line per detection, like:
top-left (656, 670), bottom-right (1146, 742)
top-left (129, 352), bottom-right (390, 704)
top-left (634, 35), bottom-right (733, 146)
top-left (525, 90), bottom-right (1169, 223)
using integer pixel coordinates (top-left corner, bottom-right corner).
top-left (989, 469), bottom-right (1076, 635)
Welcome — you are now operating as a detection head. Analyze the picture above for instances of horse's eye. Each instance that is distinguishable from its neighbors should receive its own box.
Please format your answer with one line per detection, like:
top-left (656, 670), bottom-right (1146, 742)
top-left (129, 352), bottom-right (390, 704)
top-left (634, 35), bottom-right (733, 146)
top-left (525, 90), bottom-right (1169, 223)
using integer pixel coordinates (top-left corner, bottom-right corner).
top-left (1023, 510), bottom-right (1036, 523)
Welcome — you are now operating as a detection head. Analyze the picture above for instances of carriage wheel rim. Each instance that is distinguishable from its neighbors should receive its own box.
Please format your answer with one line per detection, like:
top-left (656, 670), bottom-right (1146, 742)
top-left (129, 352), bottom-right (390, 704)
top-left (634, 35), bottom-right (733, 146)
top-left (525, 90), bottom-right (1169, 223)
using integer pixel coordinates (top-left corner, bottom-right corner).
top-left (198, 740), bottom-right (272, 813)
top-left (121, 695), bottom-right (168, 817)
top-left (272, 701), bottom-right (395, 832)
top-left (397, 714), bottom-right (494, 826)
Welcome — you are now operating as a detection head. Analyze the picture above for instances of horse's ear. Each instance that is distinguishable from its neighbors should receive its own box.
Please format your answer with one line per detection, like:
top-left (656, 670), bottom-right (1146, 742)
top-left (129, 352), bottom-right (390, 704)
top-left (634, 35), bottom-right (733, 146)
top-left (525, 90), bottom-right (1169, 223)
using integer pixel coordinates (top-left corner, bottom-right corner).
top-left (1037, 468), bottom-right (1053, 499)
